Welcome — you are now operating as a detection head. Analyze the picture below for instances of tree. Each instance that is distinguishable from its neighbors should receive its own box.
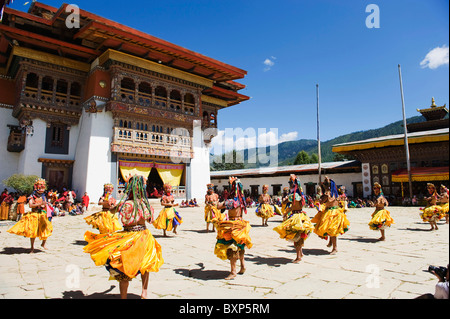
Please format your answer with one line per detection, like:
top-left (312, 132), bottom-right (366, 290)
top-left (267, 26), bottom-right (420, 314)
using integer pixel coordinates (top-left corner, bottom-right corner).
top-left (2, 174), bottom-right (40, 195)
top-left (211, 150), bottom-right (245, 171)
top-left (293, 150), bottom-right (311, 165)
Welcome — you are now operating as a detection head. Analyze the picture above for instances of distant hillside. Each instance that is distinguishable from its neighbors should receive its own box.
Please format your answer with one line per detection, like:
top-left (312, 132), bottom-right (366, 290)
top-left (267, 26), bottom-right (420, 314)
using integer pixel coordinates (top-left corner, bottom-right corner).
top-left (210, 115), bottom-right (426, 170)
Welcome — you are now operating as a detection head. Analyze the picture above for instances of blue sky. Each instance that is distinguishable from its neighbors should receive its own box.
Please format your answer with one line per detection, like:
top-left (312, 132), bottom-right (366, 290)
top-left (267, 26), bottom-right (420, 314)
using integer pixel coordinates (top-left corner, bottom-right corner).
top-left (10, 0), bottom-right (449, 150)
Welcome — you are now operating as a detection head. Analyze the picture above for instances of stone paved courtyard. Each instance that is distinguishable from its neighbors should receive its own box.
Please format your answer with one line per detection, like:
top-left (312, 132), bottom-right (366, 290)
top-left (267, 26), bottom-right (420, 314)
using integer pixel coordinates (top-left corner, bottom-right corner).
top-left (0, 204), bottom-right (448, 299)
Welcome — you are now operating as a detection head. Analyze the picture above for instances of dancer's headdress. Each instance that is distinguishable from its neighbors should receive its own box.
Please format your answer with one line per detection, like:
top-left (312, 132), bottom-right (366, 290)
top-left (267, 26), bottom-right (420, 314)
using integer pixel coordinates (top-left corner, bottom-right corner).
top-left (117, 175), bottom-right (153, 221)
top-left (323, 176), bottom-right (339, 198)
top-left (288, 174), bottom-right (305, 205)
top-left (33, 178), bottom-right (47, 191)
top-left (373, 182), bottom-right (383, 195)
top-left (229, 176), bottom-right (246, 214)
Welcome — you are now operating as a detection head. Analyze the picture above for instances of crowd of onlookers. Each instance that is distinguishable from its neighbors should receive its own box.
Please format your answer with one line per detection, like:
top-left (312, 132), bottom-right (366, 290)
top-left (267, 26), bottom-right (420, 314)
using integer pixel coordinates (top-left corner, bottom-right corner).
top-left (0, 188), bottom-right (90, 221)
top-left (179, 198), bottom-right (199, 207)
top-left (0, 185), bottom-right (433, 222)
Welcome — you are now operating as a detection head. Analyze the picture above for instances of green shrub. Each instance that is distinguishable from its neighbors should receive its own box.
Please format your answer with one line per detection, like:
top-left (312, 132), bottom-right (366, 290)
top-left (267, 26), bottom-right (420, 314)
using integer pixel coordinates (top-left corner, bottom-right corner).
top-left (2, 174), bottom-right (40, 195)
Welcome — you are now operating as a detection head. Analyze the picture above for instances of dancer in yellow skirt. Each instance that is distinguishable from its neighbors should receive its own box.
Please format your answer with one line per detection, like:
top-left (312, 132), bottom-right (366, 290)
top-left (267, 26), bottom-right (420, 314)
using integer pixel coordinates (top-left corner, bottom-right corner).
top-left (256, 184), bottom-right (274, 226)
top-left (84, 183), bottom-right (122, 234)
top-left (84, 175), bottom-right (163, 299)
top-left (368, 182), bottom-right (394, 241)
top-left (153, 183), bottom-right (182, 237)
top-left (274, 175), bottom-right (314, 263)
top-left (420, 183), bottom-right (443, 230)
top-left (438, 185), bottom-right (449, 224)
top-left (204, 183), bottom-right (224, 232)
top-left (311, 176), bottom-right (350, 254)
top-left (338, 186), bottom-right (348, 213)
top-left (214, 177), bottom-right (252, 280)
top-left (8, 178), bottom-right (53, 253)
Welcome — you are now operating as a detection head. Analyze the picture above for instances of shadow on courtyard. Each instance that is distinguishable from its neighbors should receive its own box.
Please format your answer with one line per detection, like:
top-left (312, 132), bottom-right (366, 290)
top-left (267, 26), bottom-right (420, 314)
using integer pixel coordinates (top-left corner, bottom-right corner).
top-left (57, 285), bottom-right (140, 299)
top-left (277, 247), bottom-right (330, 256)
top-left (72, 240), bottom-right (88, 246)
top-left (340, 236), bottom-right (380, 243)
top-left (245, 254), bottom-right (292, 267)
top-left (398, 227), bottom-right (437, 232)
top-left (0, 247), bottom-right (43, 255)
top-left (174, 263), bottom-right (230, 280)
top-left (183, 228), bottom-right (214, 234)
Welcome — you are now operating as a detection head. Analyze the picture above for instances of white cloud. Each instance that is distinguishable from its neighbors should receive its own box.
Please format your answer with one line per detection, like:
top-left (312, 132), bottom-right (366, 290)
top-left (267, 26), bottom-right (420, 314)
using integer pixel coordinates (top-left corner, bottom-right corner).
top-left (279, 131), bottom-right (298, 143)
top-left (420, 45), bottom-right (449, 69)
top-left (263, 56), bottom-right (276, 71)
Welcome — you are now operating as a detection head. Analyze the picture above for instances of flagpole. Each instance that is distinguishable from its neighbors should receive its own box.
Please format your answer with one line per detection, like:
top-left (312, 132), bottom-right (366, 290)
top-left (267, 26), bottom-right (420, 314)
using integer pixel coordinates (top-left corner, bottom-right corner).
top-left (317, 84), bottom-right (322, 186)
top-left (398, 64), bottom-right (413, 200)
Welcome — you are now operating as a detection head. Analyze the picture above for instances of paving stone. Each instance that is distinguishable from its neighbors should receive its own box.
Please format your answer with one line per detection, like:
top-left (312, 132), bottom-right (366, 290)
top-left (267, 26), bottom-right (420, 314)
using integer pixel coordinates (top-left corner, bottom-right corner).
top-left (0, 206), bottom-right (448, 299)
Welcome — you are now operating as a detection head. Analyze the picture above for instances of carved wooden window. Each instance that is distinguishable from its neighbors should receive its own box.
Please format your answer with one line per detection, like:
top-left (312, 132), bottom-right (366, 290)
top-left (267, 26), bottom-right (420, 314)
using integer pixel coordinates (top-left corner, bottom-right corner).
top-left (70, 82), bottom-right (81, 96)
top-left (25, 73), bottom-right (38, 88)
top-left (45, 123), bottom-right (69, 154)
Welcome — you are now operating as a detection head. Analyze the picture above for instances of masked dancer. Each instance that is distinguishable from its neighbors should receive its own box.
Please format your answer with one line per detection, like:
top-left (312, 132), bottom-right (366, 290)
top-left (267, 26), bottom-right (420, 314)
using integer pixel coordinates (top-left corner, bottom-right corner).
top-left (311, 176), bottom-right (350, 254)
top-left (204, 183), bottom-right (224, 232)
top-left (256, 185), bottom-right (274, 226)
top-left (84, 175), bottom-right (163, 299)
top-left (273, 175), bottom-right (314, 263)
top-left (420, 183), bottom-right (443, 230)
top-left (368, 182), bottom-right (394, 241)
top-left (8, 178), bottom-right (53, 253)
top-left (438, 185), bottom-right (449, 224)
top-left (153, 183), bottom-right (182, 237)
top-left (214, 177), bottom-right (252, 280)
top-left (84, 183), bottom-right (122, 234)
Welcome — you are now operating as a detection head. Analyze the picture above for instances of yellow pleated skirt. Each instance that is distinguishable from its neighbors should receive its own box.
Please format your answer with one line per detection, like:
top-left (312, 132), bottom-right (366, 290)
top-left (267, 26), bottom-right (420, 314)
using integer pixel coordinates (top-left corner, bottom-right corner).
top-left (153, 207), bottom-right (182, 231)
top-left (204, 204), bottom-right (225, 223)
top-left (311, 207), bottom-right (350, 239)
top-left (256, 203), bottom-right (274, 219)
top-left (83, 228), bottom-right (164, 281)
top-left (84, 210), bottom-right (122, 234)
top-left (440, 203), bottom-right (449, 215)
top-left (368, 209), bottom-right (394, 230)
top-left (420, 205), bottom-right (443, 222)
top-left (273, 212), bottom-right (314, 242)
top-left (7, 212), bottom-right (53, 240)
top-left (214, 220), bottom-right (252, 260)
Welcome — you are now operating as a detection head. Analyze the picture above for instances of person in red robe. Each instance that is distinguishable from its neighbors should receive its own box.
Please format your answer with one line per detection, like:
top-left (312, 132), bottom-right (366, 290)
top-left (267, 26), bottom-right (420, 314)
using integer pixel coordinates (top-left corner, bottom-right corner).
top-left (82, 192), bottom-right (90, 209)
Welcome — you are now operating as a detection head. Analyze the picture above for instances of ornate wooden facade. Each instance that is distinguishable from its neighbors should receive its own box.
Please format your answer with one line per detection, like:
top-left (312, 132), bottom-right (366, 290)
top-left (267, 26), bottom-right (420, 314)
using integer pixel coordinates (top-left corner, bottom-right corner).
top-left (0, 2), bottom-right (248, 198)
top-left (332, 99), bottom-right (449, 200)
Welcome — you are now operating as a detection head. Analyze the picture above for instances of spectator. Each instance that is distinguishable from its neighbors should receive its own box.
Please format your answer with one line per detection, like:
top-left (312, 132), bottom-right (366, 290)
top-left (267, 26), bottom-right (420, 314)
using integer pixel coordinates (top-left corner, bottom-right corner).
top-left (0, 190), bottom-right (13, 220)
top-left (82, 192), bottom-right (90, 213)
top-left (416, 265), bottom-right (449, 299)
top-left (16, 194), bottom-right (27, 221)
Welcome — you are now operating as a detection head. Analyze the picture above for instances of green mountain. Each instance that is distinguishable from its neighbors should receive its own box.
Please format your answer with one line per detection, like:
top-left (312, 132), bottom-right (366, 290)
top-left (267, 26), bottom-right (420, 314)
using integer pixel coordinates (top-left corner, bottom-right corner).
top-left (210, 115), bottom-right (426, 170)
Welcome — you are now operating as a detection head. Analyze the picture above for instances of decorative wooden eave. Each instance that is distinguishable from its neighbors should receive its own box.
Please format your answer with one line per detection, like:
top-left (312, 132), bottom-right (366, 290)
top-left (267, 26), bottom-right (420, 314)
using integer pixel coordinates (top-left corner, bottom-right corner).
top-left (2, 2), bottom-right (249, 108)
top-left (38, 158), bottom-right (75, 166)
top-left (13, 2), bottom-right (247, 83)
top-left (332, 128), bottom-right (449, 154)
top-left (416, 98), bottom-right (448, 121)
top-left (202, 85), bottom-right (250, 107)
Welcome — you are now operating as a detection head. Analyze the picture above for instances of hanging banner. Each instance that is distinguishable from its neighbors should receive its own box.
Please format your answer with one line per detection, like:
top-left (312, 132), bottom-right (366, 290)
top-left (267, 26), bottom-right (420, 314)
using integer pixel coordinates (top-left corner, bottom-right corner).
top-left (119, 159), bottom-right (184, 186)
top-left (154, 162), bottom-right (184, 187)
top-left (119, 159), bottom-right (153, 181)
